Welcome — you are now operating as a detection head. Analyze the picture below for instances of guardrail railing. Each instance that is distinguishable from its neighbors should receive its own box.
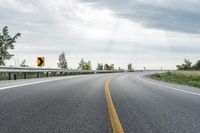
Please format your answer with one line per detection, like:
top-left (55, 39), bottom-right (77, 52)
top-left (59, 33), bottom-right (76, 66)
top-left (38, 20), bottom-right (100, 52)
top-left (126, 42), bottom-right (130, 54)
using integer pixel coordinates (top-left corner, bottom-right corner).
top-left (0, 66), bottom-right (125, 80)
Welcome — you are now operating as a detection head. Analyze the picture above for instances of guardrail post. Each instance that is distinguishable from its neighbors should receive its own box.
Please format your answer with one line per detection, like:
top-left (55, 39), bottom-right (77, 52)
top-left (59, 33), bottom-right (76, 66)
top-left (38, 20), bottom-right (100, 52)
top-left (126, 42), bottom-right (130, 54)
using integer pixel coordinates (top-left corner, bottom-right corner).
top-left (37, 73), bottom-right (40, 78)
top-left (8, 73), bottom-right (12, 80)
top-left (24, 73), bottom-right (28, 79)
top-left (14, 73), bottom-right (17, 80)
top-left (46, 72), bottom-right (49, 77)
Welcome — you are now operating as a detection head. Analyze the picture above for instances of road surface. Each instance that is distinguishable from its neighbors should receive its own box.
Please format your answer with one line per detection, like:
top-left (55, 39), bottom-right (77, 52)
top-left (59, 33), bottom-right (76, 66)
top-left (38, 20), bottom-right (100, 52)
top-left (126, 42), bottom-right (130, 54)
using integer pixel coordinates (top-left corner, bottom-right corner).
top-left (0, 72), bottom-right (200, 133)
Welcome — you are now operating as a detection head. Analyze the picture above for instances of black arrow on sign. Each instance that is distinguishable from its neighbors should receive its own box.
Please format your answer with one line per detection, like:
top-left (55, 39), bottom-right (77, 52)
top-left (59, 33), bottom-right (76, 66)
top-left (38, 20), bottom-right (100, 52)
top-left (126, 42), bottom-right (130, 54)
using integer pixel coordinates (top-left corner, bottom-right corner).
top-left (38, 58), bottom-right (44, 66)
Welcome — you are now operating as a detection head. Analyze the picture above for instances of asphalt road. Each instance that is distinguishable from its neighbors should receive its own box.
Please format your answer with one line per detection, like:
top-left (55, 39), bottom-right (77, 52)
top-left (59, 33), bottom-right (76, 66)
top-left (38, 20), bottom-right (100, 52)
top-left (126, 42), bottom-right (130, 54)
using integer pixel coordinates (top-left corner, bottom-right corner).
top-left (1, 72), bottom-right (200, 133)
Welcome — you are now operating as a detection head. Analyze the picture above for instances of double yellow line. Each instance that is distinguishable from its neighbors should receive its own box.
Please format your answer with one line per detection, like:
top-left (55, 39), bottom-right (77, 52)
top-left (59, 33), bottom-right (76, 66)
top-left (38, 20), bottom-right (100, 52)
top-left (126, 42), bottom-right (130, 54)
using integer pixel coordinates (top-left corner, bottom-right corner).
top-left (105, 80), bottom-right (124, 133)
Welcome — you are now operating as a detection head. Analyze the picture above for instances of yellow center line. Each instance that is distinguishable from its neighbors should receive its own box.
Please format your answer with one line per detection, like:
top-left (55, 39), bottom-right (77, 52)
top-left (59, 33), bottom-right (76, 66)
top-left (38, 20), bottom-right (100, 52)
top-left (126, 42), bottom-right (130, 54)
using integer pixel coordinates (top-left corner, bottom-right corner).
top-left (105, 80), bottom-right (125, 133)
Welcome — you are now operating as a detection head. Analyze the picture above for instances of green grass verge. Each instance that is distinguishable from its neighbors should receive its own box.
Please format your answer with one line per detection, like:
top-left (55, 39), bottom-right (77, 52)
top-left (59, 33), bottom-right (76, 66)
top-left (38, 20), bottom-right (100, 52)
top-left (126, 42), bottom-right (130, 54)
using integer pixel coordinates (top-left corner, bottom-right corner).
top-left (149, 71), bottom-right (200, 88)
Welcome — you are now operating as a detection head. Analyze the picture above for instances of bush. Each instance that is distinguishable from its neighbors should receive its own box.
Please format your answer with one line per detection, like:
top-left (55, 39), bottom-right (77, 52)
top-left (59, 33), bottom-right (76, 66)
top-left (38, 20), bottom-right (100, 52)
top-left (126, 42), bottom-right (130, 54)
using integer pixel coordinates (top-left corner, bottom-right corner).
top-left (188, 81), bottom-right (200, 87)
top-left (166, 71), bottom-right (171, 75)
top-left (154, 73), bottom-right (161, 78)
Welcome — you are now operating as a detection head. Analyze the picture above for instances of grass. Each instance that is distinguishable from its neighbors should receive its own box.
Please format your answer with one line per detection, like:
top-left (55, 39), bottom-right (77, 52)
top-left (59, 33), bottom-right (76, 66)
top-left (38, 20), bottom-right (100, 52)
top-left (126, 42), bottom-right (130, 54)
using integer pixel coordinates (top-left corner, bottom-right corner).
top-left (149, 71), bottom-right (200, 88)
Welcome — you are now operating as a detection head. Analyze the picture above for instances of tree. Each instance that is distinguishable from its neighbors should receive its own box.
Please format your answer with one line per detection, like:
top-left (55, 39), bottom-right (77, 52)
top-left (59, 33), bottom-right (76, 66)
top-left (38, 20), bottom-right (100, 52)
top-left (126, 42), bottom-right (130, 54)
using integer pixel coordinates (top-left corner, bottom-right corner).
top-left (184, 59), bottom-right (192, 69)
top-left (193, 60), bottom-right (200, 70)
top-left (176, 59), bottom-right (192, 70)
top-left (86, 61), bottom-right (92, 70)
top-left (128, 63), bottom-right (133, 71)
top-left (0, 26), bottom-right (21, 65)
top-left (104, 64), bottom-right (114, 70)
top-left (57, 52), bottom-right (68, 69)
top-left (97, 63), bottom-right (103, 70)
top-left (176, 64), bottom-right (185, 70)
top-left (104, 64), bottom-right (109, 70)
top-left (110, 64), bottom-right (114, 70)
top-left (78, 58), bottom-right (92, 70)
top-left (20, 59), bottom-right (28, 67)
top-left (78, 58), bottom-right (85, 70)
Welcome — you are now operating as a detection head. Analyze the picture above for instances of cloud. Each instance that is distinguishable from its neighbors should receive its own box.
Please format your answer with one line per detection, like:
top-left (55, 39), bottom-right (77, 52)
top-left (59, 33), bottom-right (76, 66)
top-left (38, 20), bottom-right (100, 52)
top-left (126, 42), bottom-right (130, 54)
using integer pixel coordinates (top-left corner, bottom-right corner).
top-left (0, 0), bottom-right (35, 13)
top-left (78, 0), bottom-right (200, 33)
top-left (1, 0), bottom-right (200, 69)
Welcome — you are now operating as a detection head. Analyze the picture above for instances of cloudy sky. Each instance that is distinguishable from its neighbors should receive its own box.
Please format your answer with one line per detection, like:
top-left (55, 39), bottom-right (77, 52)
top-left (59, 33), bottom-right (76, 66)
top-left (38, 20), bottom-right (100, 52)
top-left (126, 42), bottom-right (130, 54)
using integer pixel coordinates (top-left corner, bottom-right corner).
top-left (1, 0), bottom-right (200, 69)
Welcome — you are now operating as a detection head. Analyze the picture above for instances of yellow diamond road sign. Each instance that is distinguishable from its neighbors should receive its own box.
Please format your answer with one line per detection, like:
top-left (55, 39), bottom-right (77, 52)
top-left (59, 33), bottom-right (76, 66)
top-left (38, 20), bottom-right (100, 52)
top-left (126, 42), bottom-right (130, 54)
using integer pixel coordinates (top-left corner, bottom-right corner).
top-left (37, 57), bottom-right (45, 67)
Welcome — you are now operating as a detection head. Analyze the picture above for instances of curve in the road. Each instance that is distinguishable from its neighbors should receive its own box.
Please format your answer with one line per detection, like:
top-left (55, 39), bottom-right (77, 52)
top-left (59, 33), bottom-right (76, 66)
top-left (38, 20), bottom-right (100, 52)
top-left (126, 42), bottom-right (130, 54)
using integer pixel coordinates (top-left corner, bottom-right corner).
top-left (136, 75), bottom-right (200, 96)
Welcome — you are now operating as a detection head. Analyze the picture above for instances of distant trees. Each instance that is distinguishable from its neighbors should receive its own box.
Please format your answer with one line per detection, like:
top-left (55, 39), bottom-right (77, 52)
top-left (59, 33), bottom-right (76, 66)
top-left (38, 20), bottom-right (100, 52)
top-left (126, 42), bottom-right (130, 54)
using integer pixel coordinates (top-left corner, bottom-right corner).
top-left (104, 64), bottom-right (114, 70)
top-left (20, 59), bottom-right (28, 67)
top-left (0, 26), bottom-right (21, 65)
top-left (176, 59), bottom-right (192, 70)
top-left (96, 63), bottom-right (115, 70)
top-left (127, 63), bottom-right (134, 71)
top-left (104, 64), bottom-right (109, 70)
top-left (193, 60), bottom-right (200, 70)
top-left (78, 58), bottom-right (92, 70)
top-left (57, 52), bottom-right (68, 69)
top-left (176, 59), bottom-right (200, 70)
top-left (96, 63), bottom-right (103, 70)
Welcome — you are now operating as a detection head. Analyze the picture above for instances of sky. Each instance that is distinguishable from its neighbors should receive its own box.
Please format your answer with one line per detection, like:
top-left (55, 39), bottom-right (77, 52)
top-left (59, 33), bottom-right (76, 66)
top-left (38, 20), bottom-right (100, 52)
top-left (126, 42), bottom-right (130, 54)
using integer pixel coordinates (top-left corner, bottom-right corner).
top-left (1, 0), bottom-right (200, 70)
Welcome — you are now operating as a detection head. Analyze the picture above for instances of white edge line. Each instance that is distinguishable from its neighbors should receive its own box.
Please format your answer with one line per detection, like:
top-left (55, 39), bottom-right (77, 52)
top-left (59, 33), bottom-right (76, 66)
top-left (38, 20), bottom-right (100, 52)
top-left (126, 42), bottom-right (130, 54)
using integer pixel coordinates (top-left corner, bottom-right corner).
top-left (0, 76), bottom-right (80, 90)
top-left (136, 75), bottom-right (200, 96)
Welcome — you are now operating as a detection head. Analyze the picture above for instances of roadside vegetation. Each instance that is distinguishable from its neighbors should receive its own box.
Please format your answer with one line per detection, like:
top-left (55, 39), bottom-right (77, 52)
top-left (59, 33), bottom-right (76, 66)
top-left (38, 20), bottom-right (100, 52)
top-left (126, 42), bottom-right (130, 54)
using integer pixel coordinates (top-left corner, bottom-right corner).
top-left (0, 73), bottom-right (7, 80)
top-left (150, 59), bottom-right (200, 88)
top-left (127, 63), bottom-right (134, 72)
top-left (150, 71), bottom-right (200, 88)
top-left (0, 26), bottom-right (21, 65)
top-left (176, 59), bottom-right (200, 70)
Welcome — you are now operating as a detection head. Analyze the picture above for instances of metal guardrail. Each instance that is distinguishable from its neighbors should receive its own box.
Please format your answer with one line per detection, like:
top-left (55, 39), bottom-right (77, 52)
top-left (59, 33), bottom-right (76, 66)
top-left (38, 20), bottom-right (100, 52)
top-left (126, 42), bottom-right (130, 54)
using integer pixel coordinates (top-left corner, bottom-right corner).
top-left (0, 66), bottom-right (169, 73)
top-left (0, 66), bottom-right (169, 80)
top-left (0, 66), bottom-right (124, 73)
top-left (0, 66), bottom-right (59, 72)
top-left (0, 66), bottom-right (125, 80)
